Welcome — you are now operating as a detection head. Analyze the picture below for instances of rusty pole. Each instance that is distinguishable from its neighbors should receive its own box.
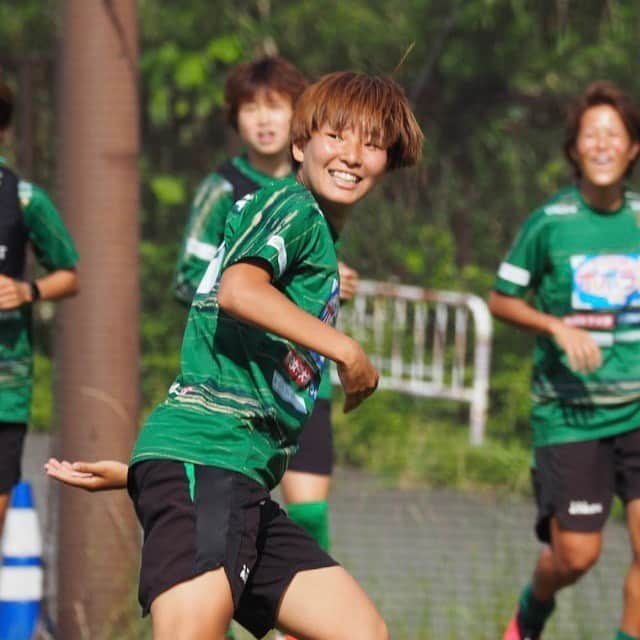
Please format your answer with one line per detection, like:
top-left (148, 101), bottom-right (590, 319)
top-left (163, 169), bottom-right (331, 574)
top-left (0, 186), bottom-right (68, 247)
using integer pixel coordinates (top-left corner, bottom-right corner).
top-left (56, 1), bottom-right (139, 637)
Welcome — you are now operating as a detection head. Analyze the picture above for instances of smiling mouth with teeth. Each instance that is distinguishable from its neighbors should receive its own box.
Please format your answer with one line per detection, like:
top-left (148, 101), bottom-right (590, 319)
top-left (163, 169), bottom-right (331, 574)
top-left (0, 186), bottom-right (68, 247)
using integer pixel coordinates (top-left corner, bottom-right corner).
top-left (329, 170), bottom-right (360, 183)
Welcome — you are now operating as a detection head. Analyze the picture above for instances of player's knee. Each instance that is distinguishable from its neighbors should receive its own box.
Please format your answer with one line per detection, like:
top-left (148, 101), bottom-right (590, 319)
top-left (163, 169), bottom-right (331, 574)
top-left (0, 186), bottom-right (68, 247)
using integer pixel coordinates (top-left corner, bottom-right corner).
top-left (555, 544), bottom-right (600, 580)
top-left (623, 558), bottom-right (640, 601)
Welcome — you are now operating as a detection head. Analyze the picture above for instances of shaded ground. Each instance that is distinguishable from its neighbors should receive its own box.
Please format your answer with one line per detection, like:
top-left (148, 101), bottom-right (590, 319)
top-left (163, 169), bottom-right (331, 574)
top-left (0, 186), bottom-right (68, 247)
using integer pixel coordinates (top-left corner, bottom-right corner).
top-left (22, 433), bottom-right (629, 639)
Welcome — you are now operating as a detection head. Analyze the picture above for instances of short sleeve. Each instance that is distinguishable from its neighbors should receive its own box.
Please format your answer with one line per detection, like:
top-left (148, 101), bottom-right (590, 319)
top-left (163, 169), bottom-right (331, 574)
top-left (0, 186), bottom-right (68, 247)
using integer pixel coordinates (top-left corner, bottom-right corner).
top-left (494, 211), bottom-right (548, 297)
top-left (223, 193), bottom-right (326, 283)
top-left (20, 181), bottom-right (79, 271)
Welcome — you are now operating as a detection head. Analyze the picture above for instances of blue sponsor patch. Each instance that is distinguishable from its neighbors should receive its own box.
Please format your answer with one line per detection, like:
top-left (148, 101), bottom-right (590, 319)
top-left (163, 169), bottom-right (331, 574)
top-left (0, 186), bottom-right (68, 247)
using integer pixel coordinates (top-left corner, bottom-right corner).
top-left (618, 311), bottom-right (640, 326)
top-left (571, 253), bottom-right (640, 310)
top-left (309, 278), bottom-right (340, 370)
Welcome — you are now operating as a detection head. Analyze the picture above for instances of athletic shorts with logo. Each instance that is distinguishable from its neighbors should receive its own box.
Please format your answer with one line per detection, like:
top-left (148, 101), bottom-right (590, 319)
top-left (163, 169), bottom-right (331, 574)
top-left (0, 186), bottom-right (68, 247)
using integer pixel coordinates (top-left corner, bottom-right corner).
top-left (532, 426), bottom-right (640, 542)
top-left (287, 398), bottom-right (334, 475)
top-left (0, 422), bottom-right (27, 493)
top-left (127, 460), bottom-right (338, 638)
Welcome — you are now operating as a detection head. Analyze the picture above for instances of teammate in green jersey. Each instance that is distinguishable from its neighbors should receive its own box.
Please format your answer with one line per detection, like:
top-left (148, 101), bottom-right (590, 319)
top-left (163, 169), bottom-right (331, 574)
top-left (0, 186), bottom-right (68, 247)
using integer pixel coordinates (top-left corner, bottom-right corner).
top-left (0, 79), bottom-right (78, 537)
top-left (493, 82), bottom-right (640, 640)
top-left (51, 71), bottom-right (423, 640)
top-left (173, 56), bottom-right (307, 305)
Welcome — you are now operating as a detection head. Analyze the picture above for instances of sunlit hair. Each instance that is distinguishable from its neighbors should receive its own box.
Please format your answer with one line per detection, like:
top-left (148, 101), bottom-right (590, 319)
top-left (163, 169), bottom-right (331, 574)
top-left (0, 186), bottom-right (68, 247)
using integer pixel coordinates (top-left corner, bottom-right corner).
top-left (0, 80), bottom-right (13, 131)
top-left (564, 81), bottom-right (640, 178)
top-left (290, 71), bottom-right (423, 170)
top-left (224, 56), bottom-right (308, 130)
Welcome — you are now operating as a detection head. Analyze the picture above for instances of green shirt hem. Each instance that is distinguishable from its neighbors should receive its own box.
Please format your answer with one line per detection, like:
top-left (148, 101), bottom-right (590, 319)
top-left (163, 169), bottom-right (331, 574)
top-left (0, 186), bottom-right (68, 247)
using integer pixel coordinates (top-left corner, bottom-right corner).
top-left (129, 450), bottom-right (272, 490)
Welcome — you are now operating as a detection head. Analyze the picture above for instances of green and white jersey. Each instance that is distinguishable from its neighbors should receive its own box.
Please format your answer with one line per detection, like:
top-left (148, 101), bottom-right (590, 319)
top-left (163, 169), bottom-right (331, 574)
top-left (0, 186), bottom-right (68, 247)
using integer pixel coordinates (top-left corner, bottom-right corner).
top-left (0, 159), bottom-right (78, 423)
top-left (173, 155), bottom-right (292, 305)
top-left (494, 185), bottom-right (640, 445)
top-left (132, 177), bottom-right (340, 489)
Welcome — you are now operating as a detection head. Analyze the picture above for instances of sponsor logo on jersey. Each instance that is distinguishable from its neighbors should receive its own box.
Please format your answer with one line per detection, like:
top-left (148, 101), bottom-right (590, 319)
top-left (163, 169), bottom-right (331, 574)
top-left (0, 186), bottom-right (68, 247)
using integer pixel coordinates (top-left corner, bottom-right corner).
top-left (545, 203), bottom-right (577, 215)
top-left (283, 349), bottom-right (314, 389)
top-left (240, 564), bottom-right (250, 583)
top-left (0, 245), bottom-right (7, 260)
top-left (272, 370), bottom-right (307, 413)
top-left (562, 313), bottom-right (615, 329)
top-left (568, 500), bottom-right (603, 516)
top-left (309, 278), bottom-right (340, 371)
top-left (571, 253), bottom-right (640, 310)
top-left (618, 311), bottom-right (640, 326)
top-left (319, 278), bottom-right (340, 326)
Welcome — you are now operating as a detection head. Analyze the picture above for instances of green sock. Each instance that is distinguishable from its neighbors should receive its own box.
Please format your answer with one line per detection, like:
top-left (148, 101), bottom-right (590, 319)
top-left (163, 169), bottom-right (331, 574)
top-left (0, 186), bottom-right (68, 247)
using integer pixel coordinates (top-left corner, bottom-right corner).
top-left (518, 583), bottom-right (555, 632)
top-left (286, 500), bottom-right (330, 551)
top-left (615, 630), bottom-right (639, 640)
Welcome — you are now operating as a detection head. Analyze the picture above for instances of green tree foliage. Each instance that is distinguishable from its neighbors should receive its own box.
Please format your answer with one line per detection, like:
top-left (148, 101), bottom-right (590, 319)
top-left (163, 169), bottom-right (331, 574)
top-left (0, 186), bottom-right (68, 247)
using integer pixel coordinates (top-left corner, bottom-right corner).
top-left (3, 0), bottom-right (640, 452)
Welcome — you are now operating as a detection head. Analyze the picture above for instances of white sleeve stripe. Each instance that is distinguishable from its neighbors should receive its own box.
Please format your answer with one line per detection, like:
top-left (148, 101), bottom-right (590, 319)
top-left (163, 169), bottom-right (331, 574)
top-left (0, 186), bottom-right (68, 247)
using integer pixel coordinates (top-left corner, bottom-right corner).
top-left (498, 262), bottom-right (531, 287)
top-left (266, 235), bottom-right (287, 276)
top-left (186, 238), bottom-right (218, 261)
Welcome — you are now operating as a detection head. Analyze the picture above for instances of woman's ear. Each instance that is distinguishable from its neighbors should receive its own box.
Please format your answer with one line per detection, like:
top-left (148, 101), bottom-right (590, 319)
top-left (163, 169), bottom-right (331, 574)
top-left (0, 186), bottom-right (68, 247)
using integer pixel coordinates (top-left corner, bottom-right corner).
top-left (292, 142), bottom-right (305, 164)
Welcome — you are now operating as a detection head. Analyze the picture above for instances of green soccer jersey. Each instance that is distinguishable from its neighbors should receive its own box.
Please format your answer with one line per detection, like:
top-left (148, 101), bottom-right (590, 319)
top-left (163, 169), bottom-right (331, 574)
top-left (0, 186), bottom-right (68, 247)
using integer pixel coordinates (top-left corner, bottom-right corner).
top-left (494, 185), bottom-right (640, 445)
top-left (0, 159), bottom-right (79, 423)
top-left (131, 177), bottom-right (340, 489)
top-left (173, 155), bottom-right (292, 305)
top-left (173, 155), bottom-right (334, 399)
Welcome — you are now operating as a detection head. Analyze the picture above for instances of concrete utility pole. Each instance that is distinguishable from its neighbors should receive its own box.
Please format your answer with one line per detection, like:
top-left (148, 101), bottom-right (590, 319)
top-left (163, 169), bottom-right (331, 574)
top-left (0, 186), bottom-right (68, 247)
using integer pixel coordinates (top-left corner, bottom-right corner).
top-left (57, 1), bottom-right (139, 637)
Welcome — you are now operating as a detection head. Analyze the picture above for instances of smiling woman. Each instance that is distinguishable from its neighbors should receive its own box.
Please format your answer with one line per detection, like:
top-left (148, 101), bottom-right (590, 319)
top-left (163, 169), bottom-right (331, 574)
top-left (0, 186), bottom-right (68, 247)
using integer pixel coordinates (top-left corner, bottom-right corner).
top-left (290, 71), bottom-right (422, 231)
top-left (292, 127), bottom-right (388, 226)
top-left (489, 82), bottom-right (640, 640)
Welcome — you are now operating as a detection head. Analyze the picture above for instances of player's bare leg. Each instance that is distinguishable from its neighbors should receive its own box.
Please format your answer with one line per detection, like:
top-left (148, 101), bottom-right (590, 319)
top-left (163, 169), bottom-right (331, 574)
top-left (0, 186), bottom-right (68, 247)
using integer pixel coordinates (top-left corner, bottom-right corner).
top-left (505, 518), bottom-right (603, 638)
top-left (150, 567), bottom-right (233, 640)
top-left (277, 472), bottom-right (333, 639)
top-left (275, 565), bottom-right (388, 640)
top-left (620, 499), bottom-right (640, 636)
top-left (532, 518), bottom-right (602, 600)
top-left (281, 471), bottom-right (331, 504)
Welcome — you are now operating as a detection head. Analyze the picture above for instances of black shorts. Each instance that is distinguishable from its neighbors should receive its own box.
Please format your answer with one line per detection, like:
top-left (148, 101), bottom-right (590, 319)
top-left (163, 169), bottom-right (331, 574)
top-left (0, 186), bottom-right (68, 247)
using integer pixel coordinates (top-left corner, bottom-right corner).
top-left (287, 399), bottom-right (334, 475)
top-left (127, 460), bottom-right (338, 638)
top-left (533, 427), bottom-right (640, 543)
top-left (0, 422), bottom-right (27, 494)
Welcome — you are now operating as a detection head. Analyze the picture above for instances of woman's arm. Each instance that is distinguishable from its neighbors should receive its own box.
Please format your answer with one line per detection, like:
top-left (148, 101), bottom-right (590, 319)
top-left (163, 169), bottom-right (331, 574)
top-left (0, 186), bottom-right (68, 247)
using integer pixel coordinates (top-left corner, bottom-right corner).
top-left (488, 290), bottom-right (602, 373)
top-left (218, 260), bottom-right (378, 412)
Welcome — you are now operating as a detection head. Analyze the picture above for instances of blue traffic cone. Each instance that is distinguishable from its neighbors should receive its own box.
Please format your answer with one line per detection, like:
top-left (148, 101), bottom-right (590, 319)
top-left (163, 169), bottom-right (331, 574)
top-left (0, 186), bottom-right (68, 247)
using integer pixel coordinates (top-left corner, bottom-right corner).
top-left (0, 481), bottom-right (43, 640)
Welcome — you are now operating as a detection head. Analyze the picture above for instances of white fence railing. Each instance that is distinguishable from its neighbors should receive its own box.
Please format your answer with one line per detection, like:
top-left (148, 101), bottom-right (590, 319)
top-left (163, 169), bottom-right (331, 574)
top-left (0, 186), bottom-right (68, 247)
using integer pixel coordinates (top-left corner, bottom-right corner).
top-left (332, 280), bottom-right (492, 445)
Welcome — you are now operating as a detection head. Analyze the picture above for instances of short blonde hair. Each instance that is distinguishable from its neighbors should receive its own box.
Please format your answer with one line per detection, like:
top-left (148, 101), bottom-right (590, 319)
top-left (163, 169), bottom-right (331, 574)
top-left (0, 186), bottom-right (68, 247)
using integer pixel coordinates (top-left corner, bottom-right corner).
top-left (291, 72), bottom-right (423, 171)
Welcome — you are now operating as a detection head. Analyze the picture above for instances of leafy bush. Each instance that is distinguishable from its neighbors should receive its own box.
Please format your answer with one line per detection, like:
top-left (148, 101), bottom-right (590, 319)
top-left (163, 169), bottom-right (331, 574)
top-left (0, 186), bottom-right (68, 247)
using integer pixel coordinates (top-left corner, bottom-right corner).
top-left (333, 390), bottom-right (532, 495)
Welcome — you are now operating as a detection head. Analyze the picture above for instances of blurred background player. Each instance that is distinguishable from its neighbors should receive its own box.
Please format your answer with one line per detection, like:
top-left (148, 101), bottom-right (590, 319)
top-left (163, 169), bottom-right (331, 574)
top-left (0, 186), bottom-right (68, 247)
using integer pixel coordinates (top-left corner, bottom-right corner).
top-left (173, 55), bottom-right (307, 306)
top-left (0, 78), bottom-right (78, 538)
top-left (491, 82), bottom-right (640, 640)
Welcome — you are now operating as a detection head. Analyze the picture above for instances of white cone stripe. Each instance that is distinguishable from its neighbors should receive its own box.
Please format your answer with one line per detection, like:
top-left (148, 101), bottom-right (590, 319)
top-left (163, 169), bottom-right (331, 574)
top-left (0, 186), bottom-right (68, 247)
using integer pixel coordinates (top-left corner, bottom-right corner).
top-left (0, 566), bottom-right (43, 600)
top-left (1, 510), bottom-right (42, 556)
